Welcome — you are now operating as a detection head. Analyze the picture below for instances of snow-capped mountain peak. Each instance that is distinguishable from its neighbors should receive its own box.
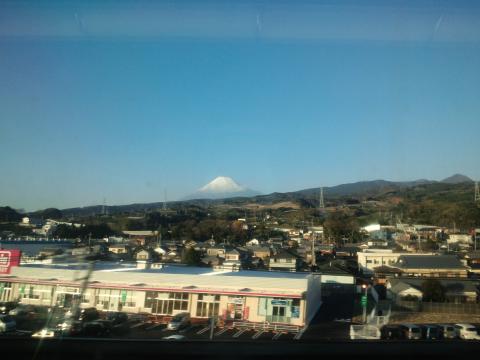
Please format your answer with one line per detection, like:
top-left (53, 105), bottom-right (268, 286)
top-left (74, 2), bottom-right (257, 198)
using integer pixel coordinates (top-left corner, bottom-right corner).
top-left (199, 176), bottom-right (245, 193)
top-left (183, 176), bottom-right (260, 200)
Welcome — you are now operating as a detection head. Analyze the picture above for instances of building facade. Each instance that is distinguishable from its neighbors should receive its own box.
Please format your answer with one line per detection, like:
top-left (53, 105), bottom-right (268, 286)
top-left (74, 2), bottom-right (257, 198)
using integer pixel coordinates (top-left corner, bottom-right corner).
top-left (0, 264), bottom-right (326, 328)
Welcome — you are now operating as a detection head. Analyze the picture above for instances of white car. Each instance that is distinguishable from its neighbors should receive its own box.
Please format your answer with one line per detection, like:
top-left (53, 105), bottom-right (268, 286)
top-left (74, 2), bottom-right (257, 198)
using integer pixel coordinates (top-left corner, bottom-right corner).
top-left (0, 315), bottom-right (16, 333)
top-left (32, 328), bottom-right (60, 338)
top-left (162, 334), bottom-right (186, 341)
top-left (454, 324), bottom-right (480, 340)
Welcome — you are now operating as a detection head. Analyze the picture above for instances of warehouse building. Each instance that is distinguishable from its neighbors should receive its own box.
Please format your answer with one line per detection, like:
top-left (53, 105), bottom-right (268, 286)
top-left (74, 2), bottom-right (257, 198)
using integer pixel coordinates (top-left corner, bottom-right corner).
top-left (0, 263), bottom-right (357, 328)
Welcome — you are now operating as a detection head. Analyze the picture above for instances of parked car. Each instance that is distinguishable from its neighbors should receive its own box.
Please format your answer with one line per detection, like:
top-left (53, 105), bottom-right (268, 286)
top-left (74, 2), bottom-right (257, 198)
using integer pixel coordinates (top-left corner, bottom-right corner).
top-left (105, 312), bottom-right (130, 334)
top-left (0, 314), bottom-right (16, 333)
top-left (0, 302), bottom-right (18, 315)
top-left (32, 327), bottom-right (63, 338)
top-left (66, 307), bottom-right (99, 322)
top-left (437, 324), bottom-right (456, 339)
top-left (45, 307), bottom-right (67, 325)
top-left (105, 311), bottom-right (128, 325)
top-left (9, 304), bottom-right (40, 321)
top-left (162, 334), bottom-right (186, 341)
top-left (80, 308), bottom-right (100, 322)
top-left (167, 312), bottom-right (191, 331)
top-left (81, 320), bottom-right (111, 337)
top-left (420, 325), bottom-right (440, 340)
top-left (399, 324), bottom-right (422, 340)
top-left (380, 325), bottom-right (403, 340)
top-left (57, 319), bottom-right (83, 336)
top-left (454, 323), bottom-right (480, 340)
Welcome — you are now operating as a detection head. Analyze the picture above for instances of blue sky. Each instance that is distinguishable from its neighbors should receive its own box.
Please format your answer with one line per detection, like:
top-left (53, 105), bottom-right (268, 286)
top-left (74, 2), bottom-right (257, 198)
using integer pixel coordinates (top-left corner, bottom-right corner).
top-left (1, 1), bottom-right (480, 210)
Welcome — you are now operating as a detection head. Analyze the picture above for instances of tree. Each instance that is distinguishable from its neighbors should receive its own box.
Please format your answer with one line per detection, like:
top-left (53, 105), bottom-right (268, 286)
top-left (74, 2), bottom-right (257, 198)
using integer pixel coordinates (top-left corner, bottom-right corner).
top-left (324, 211), bottom-right (359, 245)
top-left (181, 247), bottom-right (202, 266)
top-left (0, 207), bottom-right (22, 222)
top-left (421, 279), bottom-right (446, 302)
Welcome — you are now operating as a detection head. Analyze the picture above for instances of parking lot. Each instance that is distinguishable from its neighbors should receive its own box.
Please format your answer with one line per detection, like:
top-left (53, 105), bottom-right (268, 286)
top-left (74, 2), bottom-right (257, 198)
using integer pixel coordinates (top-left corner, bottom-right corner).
top-left (119, 319), bottom-right (299, 341)
top-left (2, 299), bottom-right (479, 342)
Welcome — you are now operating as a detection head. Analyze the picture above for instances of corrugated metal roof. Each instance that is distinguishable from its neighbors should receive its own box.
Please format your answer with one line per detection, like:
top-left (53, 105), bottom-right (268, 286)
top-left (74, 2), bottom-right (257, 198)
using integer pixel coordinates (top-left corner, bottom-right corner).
top-left (394, 255), bottom-right (467, 270)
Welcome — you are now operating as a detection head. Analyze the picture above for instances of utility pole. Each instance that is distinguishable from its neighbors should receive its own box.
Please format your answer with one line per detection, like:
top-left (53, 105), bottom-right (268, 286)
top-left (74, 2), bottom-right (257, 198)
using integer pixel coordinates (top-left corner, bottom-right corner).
top-left (157, 225), bottom-right (162, 248)
top-left (209, 316), bottom-right (215, 340)
top-left (163, 189), bottom-right (167, 211)
top-left (475, 182), bottom-right (480, 203)
top-left (361, 284), bottom-right (368, 324)
top-left (311, 231), bottom-right (316, 268)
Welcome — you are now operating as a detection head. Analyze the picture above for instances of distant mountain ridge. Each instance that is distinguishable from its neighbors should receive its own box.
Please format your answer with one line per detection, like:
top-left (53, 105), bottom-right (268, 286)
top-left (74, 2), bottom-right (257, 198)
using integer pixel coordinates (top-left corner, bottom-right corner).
top-left (56, 173), bottom-right (474, 216)
top-left (441, 173), bottom-right (473, 184)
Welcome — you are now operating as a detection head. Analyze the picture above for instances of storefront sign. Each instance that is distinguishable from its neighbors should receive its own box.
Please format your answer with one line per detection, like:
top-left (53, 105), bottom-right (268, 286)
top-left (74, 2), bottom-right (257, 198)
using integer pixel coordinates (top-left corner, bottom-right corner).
top-left (0, 250), bottom-right (21, 274)
top-left (121, 290), bottom-right (127, 302)
top-left (228, 297), bottom-right (244, 305)
top-left (271, 299), bottom-right (288, 306)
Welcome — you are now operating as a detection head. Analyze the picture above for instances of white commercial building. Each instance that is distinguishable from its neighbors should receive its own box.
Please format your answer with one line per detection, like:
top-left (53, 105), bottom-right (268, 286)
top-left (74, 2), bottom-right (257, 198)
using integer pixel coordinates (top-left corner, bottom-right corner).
top-left (0, 263), bottom-right (347, 328)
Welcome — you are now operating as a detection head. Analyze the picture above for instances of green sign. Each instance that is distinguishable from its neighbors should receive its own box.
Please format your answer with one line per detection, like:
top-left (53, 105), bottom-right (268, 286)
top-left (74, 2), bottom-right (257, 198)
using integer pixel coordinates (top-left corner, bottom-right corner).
top-left (121, 290), bottom-right (127, 303)
top-left (19, 285), bottom-right (25, 295)
top-left (361, 295), bottom-right (367, 306)
top-left (0, 283), bottom-right (4, 294)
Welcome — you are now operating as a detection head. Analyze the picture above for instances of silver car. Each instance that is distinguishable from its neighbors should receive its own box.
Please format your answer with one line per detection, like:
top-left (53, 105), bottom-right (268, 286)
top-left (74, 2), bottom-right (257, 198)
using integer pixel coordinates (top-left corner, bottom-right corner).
top-left (167, 313), bottom-right (191, 331)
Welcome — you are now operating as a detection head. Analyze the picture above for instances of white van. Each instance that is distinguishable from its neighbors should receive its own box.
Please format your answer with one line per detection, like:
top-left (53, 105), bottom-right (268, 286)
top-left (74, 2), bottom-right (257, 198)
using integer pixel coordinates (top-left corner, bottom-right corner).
top-left (454, 324), bottom-right (480, 340)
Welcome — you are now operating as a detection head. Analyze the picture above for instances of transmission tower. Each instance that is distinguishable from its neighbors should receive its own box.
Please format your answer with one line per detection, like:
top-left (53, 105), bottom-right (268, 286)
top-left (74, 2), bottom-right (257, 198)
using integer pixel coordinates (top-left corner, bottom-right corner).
top-left (163, 189), bottom-right (167, 211)
top-left (319, 187), bottom-right (325, 211)
top-left (475, 182), bottom-right (480, 203)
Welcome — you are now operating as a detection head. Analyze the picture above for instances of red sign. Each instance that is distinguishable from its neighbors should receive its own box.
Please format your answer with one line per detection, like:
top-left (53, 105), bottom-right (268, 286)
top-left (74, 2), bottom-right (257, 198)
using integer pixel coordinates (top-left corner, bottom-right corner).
top-left (243, 306), bottom-right (249, 320)
top-left (0, 250), bottom-right (21, 274)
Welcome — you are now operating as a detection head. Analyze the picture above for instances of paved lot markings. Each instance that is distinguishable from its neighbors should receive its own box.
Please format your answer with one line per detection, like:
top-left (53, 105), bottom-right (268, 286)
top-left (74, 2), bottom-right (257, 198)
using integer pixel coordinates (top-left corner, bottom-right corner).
top-left (145, 323), bottom-right (163, 331)
top-left (252, 330), bottom-right (265, 339)
top-left (130, 322), bottom-right (147, 329)
top-left (196, 326), bottom-right (211, 335)
top-left (272, 332), bottom-right (283, 340)
top-left (294, 328), bottom-right (306, 340)
top-left (233, 328), bottom-right (247, 338)
top-left (214, 328), bottom-right (229, 336)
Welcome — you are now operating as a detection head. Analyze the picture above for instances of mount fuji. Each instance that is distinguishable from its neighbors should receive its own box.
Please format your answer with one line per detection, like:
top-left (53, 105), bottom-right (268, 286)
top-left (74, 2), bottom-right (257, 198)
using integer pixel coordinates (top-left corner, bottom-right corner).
top-left (184, 176), bottom-right (261, 200)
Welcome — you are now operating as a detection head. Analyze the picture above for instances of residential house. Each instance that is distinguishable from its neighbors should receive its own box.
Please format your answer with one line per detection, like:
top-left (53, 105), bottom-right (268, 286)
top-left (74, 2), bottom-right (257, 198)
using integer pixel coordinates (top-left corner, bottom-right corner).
top-left (221, 249), bottom-right (242, 271)
top-left (108, 244), bottom-right (129, 255)
top-left (206, 245), bottom-right (226, 258)
top-left (122, 230), bottom-right (159, 246)
top-left (357, 249), bottom-right (434, 275)
top-left (268, 250), bottom-right (298, 272)
top-left (250, 246), bottom-right (271, 260)
top-left (391, 255), bottom-right (469, 278)
top-left (387, 278), bottom-right (479, 303)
